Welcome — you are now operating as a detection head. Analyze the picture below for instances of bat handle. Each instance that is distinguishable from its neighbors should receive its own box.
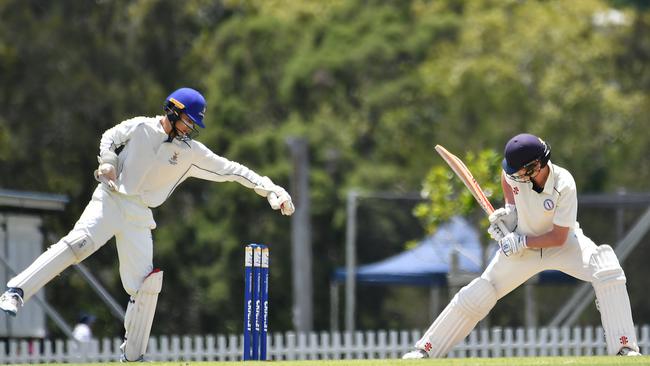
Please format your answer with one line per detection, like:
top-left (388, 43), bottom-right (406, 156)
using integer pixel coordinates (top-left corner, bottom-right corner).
top-left (496, 221), bottom-right (511, 236)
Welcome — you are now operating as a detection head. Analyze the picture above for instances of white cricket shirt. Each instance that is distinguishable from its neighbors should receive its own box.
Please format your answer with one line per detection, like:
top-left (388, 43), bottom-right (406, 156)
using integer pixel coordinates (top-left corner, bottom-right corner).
top-left (99, 116), bottom-right (266, 208)
top-left (504, 161), bottom-right (579, 237)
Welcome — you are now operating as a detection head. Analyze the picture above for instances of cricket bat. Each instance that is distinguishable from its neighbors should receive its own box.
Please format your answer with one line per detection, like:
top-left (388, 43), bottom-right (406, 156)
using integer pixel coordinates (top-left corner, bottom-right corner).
top-left (434, 145), bottom-right (496, 216)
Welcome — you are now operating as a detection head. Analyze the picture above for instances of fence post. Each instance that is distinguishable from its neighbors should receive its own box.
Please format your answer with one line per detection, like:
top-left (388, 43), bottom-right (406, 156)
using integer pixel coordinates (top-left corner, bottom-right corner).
top-left (365, 330), bottom-right (376, 359)
top-left (331, 330), bottom-right (342, 360)
top-left (398, 330), bottom-right (410, 358)
top-left (480, 328), bottom-right (490, 358)
top-left (343, 331), bottom-right (353, 359)
top-left (227, 334), bottom-right (238, 361)
top-left (468, 329), bottom-right (478, 358)
top-left (376, 330), bottom-right (387, 359)
top-left (526, 328), bottom-right (536, 356)
top-left (538, 327), bottom-right (548, 357)
top-left (286, 332), bottom-right (297, 360)
top-left (586, 326), bottom-right (592, 355)
top-left (491, 327), bottom-right (502, 358)
top-left (297, 332), bottom-right (308, 360)
top-left (354, 331), bottom-right (364, 359)
top-left (320, 331), bottom-right (330, 360)
top-left (273, 332), bottom-right (284, 361)
top-left (560, 327), bottom-right (570, 355)
top-left (41, 339), bottom-right (51, 364)
top-left (515, 328), bottom-right (525, 357)
top-left (572, 326), bottom-right (582, 356)
top-left (205, 335), bottom-right (215, 361)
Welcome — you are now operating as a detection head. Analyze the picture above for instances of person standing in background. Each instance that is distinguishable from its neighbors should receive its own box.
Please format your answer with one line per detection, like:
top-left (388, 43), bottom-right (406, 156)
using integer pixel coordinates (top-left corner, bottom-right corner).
top-left (73, 313), bottom-right (96, 342)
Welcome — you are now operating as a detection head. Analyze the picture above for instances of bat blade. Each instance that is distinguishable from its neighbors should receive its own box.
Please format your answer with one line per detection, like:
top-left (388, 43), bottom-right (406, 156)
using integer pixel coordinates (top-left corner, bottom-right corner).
top-left (434, 145), bottom-right (495, 215)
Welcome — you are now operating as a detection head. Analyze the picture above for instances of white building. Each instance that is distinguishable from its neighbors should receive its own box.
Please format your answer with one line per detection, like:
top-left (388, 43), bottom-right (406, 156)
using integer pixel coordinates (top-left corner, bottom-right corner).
top-left (0, 189), bottom-right (68, 338)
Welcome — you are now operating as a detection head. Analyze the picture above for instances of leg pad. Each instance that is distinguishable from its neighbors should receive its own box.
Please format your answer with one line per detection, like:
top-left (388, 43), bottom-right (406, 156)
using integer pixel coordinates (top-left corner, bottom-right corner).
top-left (7, 232), bottom-right (96, 301)
top-left (416, 277), bottom-right (497, 357)
top-left (122, 270), bottom-right (163, 361)
top-left (591, 245), bottom-right (639, 355)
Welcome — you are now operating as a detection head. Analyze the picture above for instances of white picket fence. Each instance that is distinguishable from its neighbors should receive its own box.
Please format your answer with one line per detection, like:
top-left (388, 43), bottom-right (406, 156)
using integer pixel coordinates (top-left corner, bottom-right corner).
top-left (2, 325), bottom-right (650, 364)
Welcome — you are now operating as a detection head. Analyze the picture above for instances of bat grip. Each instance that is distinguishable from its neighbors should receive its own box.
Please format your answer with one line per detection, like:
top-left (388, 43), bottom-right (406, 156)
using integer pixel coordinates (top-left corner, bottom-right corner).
top-left (496, 221), bottom-right (511, 236)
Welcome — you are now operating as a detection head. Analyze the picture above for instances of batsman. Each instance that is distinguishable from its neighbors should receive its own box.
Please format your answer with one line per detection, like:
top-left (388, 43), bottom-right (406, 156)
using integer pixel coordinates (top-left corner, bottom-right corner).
top-left (0, 87), bottom-right (294, 362)
top-left (404, 133), bottom-right (640, 359)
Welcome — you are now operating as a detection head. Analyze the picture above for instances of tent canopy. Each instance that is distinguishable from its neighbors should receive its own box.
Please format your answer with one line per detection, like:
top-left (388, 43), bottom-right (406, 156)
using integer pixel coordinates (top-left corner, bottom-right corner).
top-left (333, 216), bottom-right (574, 287)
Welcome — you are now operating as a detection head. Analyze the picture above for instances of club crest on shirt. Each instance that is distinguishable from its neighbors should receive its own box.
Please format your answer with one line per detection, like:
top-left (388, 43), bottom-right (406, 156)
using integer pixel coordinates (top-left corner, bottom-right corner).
top-left (169, 151), bottom-right (179, 165)
top-left (543, 199), bottom-right (554, 210)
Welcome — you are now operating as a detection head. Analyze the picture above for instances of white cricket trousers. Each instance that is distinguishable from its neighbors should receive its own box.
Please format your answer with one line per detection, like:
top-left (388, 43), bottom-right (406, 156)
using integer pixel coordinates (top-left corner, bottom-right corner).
top-left (482, 228), bottom-right (638, 354)
top-left (483, 228), bottom-right (602, 296)
top-left (8, 184), bottom-right (155, 299)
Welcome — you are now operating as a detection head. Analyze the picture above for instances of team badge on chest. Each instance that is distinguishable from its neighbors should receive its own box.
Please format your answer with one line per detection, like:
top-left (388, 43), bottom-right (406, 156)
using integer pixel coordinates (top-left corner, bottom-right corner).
top-left (169, 151), bottom-right (179, 165)
top-left (543, 199), bottom-right (554, 210)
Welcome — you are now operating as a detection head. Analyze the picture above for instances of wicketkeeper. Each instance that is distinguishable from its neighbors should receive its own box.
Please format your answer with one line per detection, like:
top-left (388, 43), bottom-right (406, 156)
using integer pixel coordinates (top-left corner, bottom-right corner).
top-left (403, 133), bottom-right (640, 359)
top-left (0, 87), bottom-right (294, 362)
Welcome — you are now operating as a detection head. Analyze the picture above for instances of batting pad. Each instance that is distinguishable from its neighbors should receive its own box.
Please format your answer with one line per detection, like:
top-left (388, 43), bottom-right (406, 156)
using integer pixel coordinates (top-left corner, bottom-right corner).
top-left (415, 277), bottom-right (497, 358)
top-left (123, 270), bottom-right (163, 361)
top-left (8, 232), bottom-right (96, 301)
top-left (591, 245), bottom-right (639, 355)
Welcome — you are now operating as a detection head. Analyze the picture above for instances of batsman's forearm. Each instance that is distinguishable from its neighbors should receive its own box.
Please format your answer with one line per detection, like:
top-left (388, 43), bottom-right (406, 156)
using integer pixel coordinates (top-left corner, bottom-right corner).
top-left (525, 225), bottom-right (570, 249)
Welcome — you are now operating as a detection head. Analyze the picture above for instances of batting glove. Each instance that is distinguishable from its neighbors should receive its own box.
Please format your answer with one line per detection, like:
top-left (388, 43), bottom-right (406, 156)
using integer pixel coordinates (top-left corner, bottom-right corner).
top-left (499, 232), bottom-right (527, 257)
top-left (489, 204), bottom-right (517, 230)
top-left (487, 222), bottom-right (508, 241)
top-left (94, 162), bottom-right (117, 191)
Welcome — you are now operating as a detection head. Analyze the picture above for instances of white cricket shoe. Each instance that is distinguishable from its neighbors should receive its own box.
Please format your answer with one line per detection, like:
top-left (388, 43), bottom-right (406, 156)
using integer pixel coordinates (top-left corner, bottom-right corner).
top-left (119, 340), bottom-right (146, 362)
top-left (402, 349), bottom-right (429, 359)
top-left (618, 347), bottom-right (642, 356)
top-left (0, 290), bottom-right (24, 317)
top-left (119, 353), bottom-right (145, 363)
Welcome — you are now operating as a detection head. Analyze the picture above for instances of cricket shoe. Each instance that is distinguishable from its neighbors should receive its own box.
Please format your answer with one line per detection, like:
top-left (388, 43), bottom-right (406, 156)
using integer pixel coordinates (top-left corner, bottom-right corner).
top-left (402, 348), bottom-right (429, 359)
top-left (119, 340), bottom-right (147, 363)
top-left (119, 354), bottom-right (145, 363)
top-left (618, 347), bottom-right (642, 356)
top-left (0, 289), bottom-right (24, 316)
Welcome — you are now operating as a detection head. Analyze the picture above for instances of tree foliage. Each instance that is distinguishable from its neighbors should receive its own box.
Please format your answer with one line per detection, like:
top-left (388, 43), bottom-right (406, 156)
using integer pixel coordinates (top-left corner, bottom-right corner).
top-left (1, 0), bottom-right (650, 335)
top-left (414, 148), bottom-right (503, 237)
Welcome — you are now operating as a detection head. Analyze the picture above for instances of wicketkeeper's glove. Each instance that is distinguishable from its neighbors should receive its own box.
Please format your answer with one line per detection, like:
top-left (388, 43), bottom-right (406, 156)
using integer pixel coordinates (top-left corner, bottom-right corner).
top-left (254, 176), bottom-right (295, 216)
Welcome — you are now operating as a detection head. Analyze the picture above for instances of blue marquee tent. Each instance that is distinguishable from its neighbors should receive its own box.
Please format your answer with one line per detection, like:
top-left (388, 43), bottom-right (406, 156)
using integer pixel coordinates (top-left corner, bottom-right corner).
top-left (333, 216), bottom-right (574, 287)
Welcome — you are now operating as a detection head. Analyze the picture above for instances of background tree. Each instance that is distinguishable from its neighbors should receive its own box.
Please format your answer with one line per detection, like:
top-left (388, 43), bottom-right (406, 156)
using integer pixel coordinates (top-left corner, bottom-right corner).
top-left (414, 149), bottom-right (503, 237)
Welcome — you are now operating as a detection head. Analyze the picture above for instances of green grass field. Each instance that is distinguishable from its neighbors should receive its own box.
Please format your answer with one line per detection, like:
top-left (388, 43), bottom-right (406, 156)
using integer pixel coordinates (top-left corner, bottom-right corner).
top-left (16, 356), bottom-right (649, 366)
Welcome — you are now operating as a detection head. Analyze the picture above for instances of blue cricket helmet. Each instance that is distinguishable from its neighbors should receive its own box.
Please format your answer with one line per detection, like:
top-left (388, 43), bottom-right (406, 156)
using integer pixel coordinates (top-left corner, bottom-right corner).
top-left (165, 87), bottom-right (206, 128)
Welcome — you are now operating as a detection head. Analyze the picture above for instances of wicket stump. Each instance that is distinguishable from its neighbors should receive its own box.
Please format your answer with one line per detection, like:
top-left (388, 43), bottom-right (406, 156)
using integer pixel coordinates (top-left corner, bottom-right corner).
top-left (243, 244), bottom-right (269, 360)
